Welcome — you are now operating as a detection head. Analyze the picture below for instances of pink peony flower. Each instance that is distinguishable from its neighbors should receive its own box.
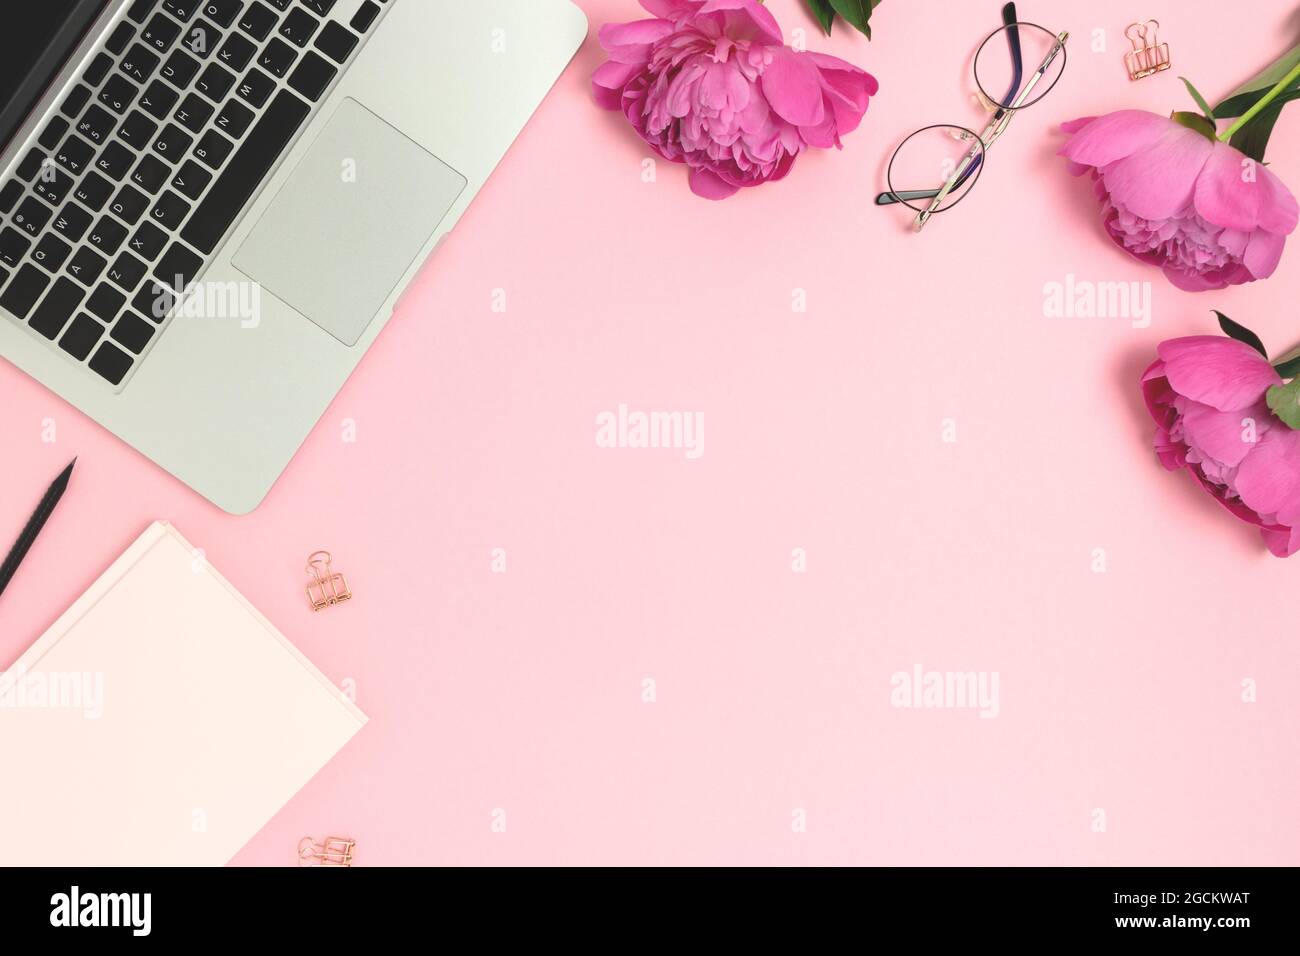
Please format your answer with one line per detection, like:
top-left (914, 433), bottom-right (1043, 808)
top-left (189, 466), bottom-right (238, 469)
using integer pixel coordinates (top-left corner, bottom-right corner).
top-left (592, 0), bottom-right (878, 200)
top-left (1060, 110), bottom-right (1299, 291)
top-left (1142, 336), bottom-right (1300, 556)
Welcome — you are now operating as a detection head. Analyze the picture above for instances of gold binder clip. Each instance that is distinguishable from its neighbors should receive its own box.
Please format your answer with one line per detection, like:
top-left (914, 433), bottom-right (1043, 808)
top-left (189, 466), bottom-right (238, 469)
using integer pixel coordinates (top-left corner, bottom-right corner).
top-left (1125, 20), bottom-right (1170, 80)
top-left (298, 836), bottom-right (356, 867)
top-left (306, 551), bottom-right (351, 611)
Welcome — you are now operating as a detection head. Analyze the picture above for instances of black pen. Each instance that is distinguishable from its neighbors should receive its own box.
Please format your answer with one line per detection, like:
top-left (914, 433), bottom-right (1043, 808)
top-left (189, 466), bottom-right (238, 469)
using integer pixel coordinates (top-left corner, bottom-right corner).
top-left (0, 459), bottom-right (76, 599)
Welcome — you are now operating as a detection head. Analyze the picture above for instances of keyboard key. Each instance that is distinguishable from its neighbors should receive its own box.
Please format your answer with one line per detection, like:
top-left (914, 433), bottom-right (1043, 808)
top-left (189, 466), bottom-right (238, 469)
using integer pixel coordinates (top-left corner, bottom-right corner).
top-left (130, 221), bottom-right (170, 260)
top-left (217, 32), bottom-right (257, 71)
top-left (0, 180), bottom-right (23, 214)
top-left (131, 153), bottom-right (172, 193)
top-left (98, 74), bottom-right (140, 114)
top-left (84, 52), bottom-right (115, 87)
top-left (139, 80), bottom-right (180, 119)
top-left (60, 85), bottom-right (92, 118)
top-left (88, 216), bottom-right (130, 256)
top-left (17, 148), bottom-right (46, 180)
top-left (182, 90), bottom-right (308, 254)
top-left (141, 13), bottom-right (182, 52)
top-left (153, 124), bottom-right (194, 162)
top-left (287, 49), bottom-right (336, 101)
top-left (279, 7), bottom-right (318, 46)
top-left (126, 0), bottom-right (157, 24)
top-left (108, 252), bottom-right (149, 293)
top-left (183, 20), bottom-right (221, 58)
top-left (52, 204), bottom-right (93, 242)
top-left (258, 38), bottom-right (297, 77)
top-left (54, 135), bottom-right (95, 174)
top-left (39, 117), bottom-right (71, 150)
top-left (162, 0), bottom-right (200, 22)
top-left (236, 69), bottom-right (275, 107)
top-left (265, 0), bottom-right (290, 8)
top-left (75, 171), bottom-right (115, 210)
top-left (215, 99), bottom-right (254, 138)
top-left (66, 246), bottom-right (108, 285)
top-left (149, 190), bottom-right (191, 229)
top-left (33, 166), bottom-right (76, 206)
top-left (29, 276), bottom-right (85, 339)
top-left (193, 129), bottom-right (233, 168)
top-left (120, 43), bottom-right (161, 83)
top-left (31, 234), bottom-right (71, 272)
top-left (111, 311), bottom-right (156, 353)
top-left (134, 281), bottom-right (176, 320)
top-left (59, 314), bottom-right (105, 361)
top-left (87, 283), bottom-right (127, 322)
top-left (118, 110), bottom-right (160, 148)
top-left (0, 264), bottom-right (50, 318)
top-left (239, 2), bottom-right (279, 40)
top-left (96, 141), bottom-right (137, 181)
top-left (159, 49), bottom-right (200, 87)
top-left (13, 197), bottom-right (52, 236)
top-left (89, 341), bottom-right (134, 385)
top-left (350, 1), bottom-right (379, 32)
top-left (175, 93), bottom-right (214, 132)
top-left (0, 228), bottom-right (31, 268)
top-left (197, 63), bottom-right (237, 102)
top-left (202, 0), bottom-right (244, 27)
top-left (32, 234), bottom-right (72, 272)
top-left (110, 183), bottom-right (151, 224)
top-left (107, 20), bottom-right (138, 53)
top-left (313, 21), bottom-right (357, 63)
top-left (76, 105), bottom-right (118, 144)
top-left (171, 159), bottom-right (213, 199)
top-left (155, 242), bottom-right (204, 290)
top-left (301, 0), bottom-right (335, 14)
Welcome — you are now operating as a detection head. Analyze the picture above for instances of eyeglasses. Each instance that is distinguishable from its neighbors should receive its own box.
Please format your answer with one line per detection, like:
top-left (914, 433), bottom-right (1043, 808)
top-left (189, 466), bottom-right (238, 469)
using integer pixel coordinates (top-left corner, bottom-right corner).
top-left (875, 2), bottom-right (1068, 231)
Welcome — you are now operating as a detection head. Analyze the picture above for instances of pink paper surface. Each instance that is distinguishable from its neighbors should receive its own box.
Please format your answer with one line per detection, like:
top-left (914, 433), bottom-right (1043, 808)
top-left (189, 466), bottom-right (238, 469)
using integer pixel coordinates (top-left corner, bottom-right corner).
top-left (2, 0), bottom-right (1299, 865)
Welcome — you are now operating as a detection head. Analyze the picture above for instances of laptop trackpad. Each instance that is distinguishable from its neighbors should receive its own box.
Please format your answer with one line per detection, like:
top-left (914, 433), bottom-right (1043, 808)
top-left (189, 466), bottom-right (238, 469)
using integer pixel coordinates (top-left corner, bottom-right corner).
top-left (233, 98), bottom-right (467, 346)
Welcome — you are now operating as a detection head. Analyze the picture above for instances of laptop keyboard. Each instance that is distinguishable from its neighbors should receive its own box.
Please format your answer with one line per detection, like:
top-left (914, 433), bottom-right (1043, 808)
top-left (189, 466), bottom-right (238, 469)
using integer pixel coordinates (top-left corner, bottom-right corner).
top-left (0, 0), bottom-right (389, 388)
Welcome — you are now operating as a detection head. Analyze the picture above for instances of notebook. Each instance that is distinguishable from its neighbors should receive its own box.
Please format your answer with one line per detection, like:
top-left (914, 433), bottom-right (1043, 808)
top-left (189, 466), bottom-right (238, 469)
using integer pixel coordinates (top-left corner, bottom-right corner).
top-left (0, 522), bottom-right (366, 866)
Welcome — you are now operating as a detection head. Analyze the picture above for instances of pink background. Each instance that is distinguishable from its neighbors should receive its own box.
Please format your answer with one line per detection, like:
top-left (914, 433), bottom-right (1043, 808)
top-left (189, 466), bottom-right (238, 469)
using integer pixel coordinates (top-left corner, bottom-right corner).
top-left (3, 0), bottom-right (1299, 865)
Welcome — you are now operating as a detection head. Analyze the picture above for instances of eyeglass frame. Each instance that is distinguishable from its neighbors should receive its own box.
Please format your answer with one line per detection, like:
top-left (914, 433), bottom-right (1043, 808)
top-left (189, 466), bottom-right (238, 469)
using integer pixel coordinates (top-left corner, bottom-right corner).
top-left (875, 3), bottom-right (1069, 231)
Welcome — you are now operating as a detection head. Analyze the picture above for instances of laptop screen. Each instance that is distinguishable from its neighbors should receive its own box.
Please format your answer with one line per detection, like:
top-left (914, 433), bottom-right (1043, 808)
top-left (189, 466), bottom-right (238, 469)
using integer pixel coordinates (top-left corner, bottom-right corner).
top-left (0, 1), bottom-right (113, 153)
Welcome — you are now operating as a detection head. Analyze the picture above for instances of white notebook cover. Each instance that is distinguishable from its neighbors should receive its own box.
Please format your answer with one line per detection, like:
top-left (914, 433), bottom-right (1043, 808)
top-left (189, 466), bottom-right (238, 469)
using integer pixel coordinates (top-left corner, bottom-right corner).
top-left (0, 521), bottom-right (367, 866)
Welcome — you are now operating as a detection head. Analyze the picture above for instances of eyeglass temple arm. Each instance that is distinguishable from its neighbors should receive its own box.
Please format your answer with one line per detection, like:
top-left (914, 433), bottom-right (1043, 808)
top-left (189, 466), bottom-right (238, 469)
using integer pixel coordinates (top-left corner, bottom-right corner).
top-left (1000, 3), bottom-right (1024, 110)
top-left (874, 153), bottom-right (985, 206)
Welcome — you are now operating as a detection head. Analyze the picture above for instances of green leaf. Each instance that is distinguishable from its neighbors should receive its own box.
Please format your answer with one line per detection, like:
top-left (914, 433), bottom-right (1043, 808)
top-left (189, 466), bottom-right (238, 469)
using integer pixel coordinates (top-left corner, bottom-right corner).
top-left (1274, 354), bottom-right (1300, 379)
top-left (1214, 42), bottom-right (1300, 116)
top-left (1215, 311), bottom-right (1269, 358)
top-left (1266, 378), bottom-right (1300, 430)
top-left (1180, 77), bottom-right (1216, 120)
top-left (1170, 111), bottom-right (1217, 141)
top-left (1227, 91), bottom-right (1300, 163)
top-left (804, 0), bottom-right (835, 34)
top-left (828, 0), bottom-right (877, 38)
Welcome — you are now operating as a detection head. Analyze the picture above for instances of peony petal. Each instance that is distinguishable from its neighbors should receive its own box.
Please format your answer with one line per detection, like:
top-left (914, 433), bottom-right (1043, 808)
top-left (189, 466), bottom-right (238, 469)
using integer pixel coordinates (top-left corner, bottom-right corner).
top-left (599, 18), bottom-right (675, 62)
top-left (1235, 426), bottom-right (1300, 522)
top-left (1058, 110), bottom-right (1175, 167)
top-left (760, 48), bottom-right (826, 127)
top-left (1261, 525), bottom-right (1300, 557)
top-left (1100, 125), bottom-right (1213, 220)
top-left (1179, 398), bottom-right (1272, 468)
top-left (592, 61), bottom-right (642, 110)
top-left (1242, 229), bottom-right (1286, 279)
top-left (697, 0), bottom-right (785, 43)
top-left (1157, 336), bottom-right (1282, 411)
top-left (688, 164), bottom-right (741, 199)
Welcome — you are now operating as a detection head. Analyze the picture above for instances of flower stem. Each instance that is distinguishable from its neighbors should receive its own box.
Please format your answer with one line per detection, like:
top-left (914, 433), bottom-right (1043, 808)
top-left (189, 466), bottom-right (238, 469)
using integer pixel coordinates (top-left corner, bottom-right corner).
top-left (1219, 61), bottom-right (1300, 142)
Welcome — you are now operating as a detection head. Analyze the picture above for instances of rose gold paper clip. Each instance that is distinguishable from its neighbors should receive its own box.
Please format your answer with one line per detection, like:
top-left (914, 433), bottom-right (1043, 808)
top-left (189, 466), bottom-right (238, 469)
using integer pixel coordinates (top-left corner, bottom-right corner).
top-left (1125, 20), bottom-right (1170, 81)
top-left (306, 551), bottom-right (351, 611)
top-left (298, 836), bottom-right (356, 867)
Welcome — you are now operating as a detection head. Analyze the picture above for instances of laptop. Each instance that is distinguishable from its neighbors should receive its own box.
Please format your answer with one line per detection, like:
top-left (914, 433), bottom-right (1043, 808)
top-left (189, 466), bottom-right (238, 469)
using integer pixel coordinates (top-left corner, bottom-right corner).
top-left (0, 0), bottom-right (586, 513)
